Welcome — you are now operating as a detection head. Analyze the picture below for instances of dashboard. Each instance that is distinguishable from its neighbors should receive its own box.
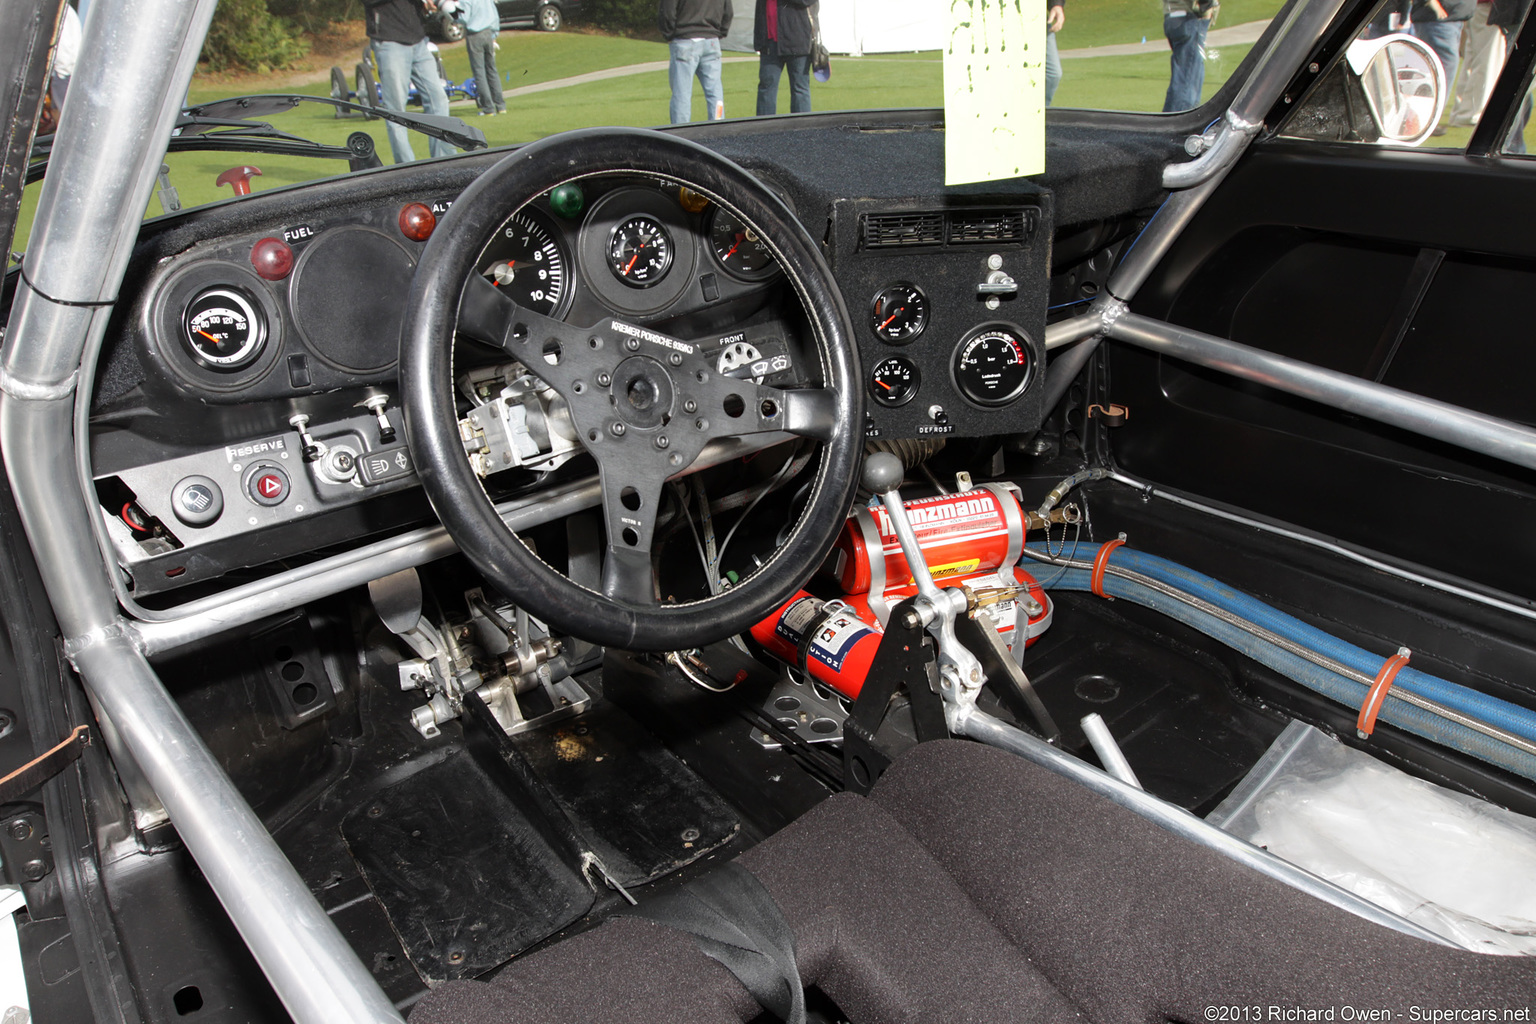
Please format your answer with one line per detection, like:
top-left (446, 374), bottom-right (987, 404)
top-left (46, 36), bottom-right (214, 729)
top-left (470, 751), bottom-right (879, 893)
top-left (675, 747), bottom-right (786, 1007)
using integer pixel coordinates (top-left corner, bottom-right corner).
top-left (82, 122), bottom-right (1060, 601)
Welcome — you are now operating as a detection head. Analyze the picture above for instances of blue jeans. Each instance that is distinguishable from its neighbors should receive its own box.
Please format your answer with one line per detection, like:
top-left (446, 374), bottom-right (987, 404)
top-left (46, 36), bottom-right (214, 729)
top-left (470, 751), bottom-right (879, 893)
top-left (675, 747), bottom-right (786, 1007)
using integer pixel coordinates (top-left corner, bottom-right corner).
top-left (373, 38), bottom-right (455, 164)
top-left (756, 42), bottom-right (811, 116)
top-left (669, 38), bottom-right (724, 124)
top-left (1410, 19), bottom-right (1465, 90)
top-left (1163, 14), bottom-right (1209, 112)
top-left (1045, 30), bottom-right (1061, 105)
top-left (466, 28), bottom-right (505, 114)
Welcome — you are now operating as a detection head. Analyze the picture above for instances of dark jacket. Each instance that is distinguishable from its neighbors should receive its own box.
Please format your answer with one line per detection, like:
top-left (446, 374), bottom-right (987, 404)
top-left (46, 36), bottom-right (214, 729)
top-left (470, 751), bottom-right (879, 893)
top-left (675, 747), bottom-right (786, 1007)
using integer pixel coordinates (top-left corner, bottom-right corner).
top-left (364, 0), bottom-right (426, 44)
top-left (659, 0), bottom-right (732, 40)
top-left (753, 0), bottom-right (816, 56)
top-left (1411, 0), bottom-right (1474, 21)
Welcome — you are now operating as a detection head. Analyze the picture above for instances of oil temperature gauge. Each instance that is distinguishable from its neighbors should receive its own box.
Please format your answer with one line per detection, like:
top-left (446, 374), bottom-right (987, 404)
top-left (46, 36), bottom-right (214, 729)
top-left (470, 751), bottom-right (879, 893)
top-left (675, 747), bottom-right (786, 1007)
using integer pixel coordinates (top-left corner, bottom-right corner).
top-left (870, 283), bottom-right (928, 344)
top-left (182, 287), bottom-right (266, 371)
top-left (607, 214), bottom-right (673, 287)
top-left (870, 355), bottom-right (921, 407)
top-left (952, 324), bottom-right (1033, 406)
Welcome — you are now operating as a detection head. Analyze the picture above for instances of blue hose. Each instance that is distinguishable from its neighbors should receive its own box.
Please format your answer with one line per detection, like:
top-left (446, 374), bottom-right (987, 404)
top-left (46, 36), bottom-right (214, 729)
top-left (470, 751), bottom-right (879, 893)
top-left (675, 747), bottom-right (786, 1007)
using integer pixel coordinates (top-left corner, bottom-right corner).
top-left (1026, 543), bottom-right (1536, 782)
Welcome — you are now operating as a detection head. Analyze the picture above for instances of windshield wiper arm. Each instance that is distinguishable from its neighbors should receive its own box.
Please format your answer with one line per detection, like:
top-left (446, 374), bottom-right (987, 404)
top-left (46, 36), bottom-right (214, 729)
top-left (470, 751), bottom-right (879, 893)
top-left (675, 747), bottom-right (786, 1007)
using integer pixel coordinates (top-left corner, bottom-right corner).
top-left (185, 93), bottom-right (488, 154)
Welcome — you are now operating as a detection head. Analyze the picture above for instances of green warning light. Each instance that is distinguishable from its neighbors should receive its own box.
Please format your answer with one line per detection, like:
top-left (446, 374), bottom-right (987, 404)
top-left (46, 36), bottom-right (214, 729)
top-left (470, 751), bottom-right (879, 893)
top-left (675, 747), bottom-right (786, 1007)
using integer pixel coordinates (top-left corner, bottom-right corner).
top-left (549, 183), bottom-right (585, 219)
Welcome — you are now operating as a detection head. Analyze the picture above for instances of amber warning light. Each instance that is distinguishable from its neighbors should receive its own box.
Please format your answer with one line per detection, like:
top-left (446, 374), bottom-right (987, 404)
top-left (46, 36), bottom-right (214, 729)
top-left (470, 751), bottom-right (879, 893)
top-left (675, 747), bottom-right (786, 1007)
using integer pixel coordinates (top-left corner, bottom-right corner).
top-left (399, 203), bottom-right (436, 242)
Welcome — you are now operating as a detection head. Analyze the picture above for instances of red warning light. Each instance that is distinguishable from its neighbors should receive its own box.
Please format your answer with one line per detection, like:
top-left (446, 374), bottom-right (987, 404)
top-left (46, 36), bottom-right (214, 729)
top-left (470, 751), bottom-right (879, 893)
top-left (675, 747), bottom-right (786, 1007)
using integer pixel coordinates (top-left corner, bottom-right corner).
top-left (250, 237), bottom-right (294, 281)
top-left (399, 203), bottom-right (436, 242)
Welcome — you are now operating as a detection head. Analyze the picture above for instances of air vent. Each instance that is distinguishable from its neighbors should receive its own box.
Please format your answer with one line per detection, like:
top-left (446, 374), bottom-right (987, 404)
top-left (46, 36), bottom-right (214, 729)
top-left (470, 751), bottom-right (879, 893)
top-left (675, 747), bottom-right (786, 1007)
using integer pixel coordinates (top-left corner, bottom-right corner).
top-left (859, 208), bottom-right (1037, 252)
top-left (861, 212), bottom-right (945, 249)
top-left (948, 209), bottom-right (1030, 245)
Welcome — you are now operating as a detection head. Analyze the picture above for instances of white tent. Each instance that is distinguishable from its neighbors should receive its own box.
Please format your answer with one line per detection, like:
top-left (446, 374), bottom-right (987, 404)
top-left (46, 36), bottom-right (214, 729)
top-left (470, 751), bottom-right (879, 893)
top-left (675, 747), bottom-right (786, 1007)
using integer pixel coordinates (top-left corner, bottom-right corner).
top-left (723, 0), bottom-right (942, 56)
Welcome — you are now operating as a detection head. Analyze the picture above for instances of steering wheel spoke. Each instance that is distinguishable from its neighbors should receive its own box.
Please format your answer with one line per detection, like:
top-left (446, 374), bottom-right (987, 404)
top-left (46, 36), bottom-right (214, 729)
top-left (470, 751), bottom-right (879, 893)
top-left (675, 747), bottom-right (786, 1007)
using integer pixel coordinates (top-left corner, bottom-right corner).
top-left (686, 367), bottom-right (840, 444)
top-left (595, 469), bottom-right (668, 605)
top-left (457, 274), bottom-right (589, 393)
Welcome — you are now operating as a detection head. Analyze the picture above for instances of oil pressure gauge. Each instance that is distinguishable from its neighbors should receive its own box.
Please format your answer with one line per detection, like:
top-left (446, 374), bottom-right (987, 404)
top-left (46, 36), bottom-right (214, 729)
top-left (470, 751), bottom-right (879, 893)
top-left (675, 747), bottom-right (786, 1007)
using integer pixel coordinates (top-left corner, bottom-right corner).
top-left (870, 283), bottom-right (928, 344)
top-left (870, 355), bottom-right (921, 407)
top-left (182, 287), bottom-right (267, 371)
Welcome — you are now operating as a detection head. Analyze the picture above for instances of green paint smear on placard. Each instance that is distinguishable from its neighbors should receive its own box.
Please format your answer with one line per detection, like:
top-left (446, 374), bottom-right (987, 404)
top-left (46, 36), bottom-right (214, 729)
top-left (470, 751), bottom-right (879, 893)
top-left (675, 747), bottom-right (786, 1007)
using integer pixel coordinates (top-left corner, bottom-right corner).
top-left (944, 0), bottom-right (1045, 185)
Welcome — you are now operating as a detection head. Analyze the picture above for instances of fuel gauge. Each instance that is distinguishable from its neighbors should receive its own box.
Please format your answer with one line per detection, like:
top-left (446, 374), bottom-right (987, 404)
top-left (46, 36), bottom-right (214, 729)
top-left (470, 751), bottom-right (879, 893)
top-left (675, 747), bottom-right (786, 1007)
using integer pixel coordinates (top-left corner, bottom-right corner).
top-left (870, 283), bottom-right (928, 344)
top-left (870, 356), bottom-right (921, 407)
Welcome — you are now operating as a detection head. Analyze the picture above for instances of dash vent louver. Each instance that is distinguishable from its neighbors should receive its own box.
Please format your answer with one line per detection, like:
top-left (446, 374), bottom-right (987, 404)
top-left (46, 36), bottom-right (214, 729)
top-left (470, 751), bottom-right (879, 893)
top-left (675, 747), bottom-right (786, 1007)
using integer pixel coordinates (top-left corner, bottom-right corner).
top-left (859, 208), bottom-right (1037, 251)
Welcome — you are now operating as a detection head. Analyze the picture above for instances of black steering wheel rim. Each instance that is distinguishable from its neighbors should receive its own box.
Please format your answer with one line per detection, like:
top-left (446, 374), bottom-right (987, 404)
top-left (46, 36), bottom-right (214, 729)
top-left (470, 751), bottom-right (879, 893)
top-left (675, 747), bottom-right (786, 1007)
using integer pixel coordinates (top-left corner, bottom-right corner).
top-left (400, 127), bottom-right (863, 651)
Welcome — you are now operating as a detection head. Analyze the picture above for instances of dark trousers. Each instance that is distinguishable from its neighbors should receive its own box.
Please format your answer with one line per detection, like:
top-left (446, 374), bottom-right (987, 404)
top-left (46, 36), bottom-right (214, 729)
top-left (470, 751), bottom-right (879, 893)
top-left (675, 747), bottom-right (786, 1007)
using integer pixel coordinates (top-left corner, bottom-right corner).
top-left (757, 41), bottom-right (811, 116)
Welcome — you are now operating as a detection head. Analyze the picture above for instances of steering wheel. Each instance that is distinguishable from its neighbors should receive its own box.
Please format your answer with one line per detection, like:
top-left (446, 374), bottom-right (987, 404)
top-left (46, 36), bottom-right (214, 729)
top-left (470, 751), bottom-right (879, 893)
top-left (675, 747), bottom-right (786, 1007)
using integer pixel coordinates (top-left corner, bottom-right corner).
top-left (400, 128), bottom-right (863, 651)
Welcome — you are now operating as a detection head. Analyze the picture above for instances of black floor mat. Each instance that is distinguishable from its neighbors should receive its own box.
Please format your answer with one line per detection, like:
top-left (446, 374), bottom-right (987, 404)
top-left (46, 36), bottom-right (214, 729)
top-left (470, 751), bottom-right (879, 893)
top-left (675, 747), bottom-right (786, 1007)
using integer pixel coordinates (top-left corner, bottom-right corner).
top-left (341, 750), bottom-right (595, 983)
top-left (505, 697), bottom-right (741, 887)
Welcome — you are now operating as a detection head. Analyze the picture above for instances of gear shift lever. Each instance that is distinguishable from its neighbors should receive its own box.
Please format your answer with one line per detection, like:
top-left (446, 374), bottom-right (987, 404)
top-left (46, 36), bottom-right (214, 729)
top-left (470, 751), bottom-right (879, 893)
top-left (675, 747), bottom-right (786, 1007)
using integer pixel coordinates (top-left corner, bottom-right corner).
top-left (861, 453), bottom-right (987, 705)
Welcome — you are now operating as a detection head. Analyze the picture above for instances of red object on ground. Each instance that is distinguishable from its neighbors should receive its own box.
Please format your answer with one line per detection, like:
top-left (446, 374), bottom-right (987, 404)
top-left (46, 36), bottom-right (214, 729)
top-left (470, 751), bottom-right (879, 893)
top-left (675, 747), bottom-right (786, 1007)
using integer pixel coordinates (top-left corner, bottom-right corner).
top-left (398, 203), bottom-right (436, 241)
top-left (215, 165), bottom-right (262, 196)
top-left (250, 237), bottom-right (294, 280)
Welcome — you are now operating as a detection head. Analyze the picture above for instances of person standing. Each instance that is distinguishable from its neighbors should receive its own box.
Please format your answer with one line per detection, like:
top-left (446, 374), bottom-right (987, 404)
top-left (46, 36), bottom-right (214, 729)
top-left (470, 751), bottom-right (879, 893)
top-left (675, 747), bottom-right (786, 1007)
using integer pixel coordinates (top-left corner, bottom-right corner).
top-left (1410, 0), bottom-right (1475, 102)
top-left (659, 0), bottom-right (732, 124)
top-left (1162, 0), bottom-right (1218, 113)
top-left (1045, 0), bottom-right (1065, 106)
top-left (754, 0), bottom-right (815, 116)
top-left (461, 0), bottom-right (506, 116)
top-left (364, 0), bottom-right (457, 163)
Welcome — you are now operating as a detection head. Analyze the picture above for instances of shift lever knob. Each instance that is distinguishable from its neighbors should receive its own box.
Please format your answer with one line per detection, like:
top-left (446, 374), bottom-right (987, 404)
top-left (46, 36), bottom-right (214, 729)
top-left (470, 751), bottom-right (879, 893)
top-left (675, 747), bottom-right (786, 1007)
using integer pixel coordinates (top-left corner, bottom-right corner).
top-left (862, 452), bottom-right (904, 494)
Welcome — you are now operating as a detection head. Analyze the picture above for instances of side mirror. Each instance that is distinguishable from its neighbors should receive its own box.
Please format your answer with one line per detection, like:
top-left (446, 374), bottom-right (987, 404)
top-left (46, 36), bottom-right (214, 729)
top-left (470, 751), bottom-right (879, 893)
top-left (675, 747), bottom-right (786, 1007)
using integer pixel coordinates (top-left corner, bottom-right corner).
top-left (1345, 34), bottom-right (1446, 145)
top-left (1279, 33), bottom-right (1446, 147)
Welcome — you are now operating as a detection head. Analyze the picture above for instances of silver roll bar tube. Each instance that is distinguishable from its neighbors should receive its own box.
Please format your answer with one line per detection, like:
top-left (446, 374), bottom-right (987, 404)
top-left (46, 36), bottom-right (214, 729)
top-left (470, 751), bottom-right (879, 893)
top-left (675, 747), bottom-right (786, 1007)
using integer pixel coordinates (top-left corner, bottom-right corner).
top-left (0, 0), bottom-right (405, 1020)
top-left (1106, 312), bottom-right (1536, 473)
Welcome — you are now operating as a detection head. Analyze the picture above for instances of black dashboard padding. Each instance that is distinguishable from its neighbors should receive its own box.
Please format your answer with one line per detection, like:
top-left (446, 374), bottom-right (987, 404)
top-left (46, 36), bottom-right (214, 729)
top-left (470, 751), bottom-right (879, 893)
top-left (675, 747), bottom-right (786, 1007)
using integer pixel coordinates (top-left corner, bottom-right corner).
top-left (289, 225), bottom-right (415, 372)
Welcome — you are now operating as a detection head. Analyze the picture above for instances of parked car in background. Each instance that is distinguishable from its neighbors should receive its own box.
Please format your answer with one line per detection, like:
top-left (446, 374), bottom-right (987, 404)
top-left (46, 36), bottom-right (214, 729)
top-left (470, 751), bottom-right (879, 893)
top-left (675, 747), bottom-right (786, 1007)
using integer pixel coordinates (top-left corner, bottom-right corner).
top-left (497, 0), bottom-right (579, 31)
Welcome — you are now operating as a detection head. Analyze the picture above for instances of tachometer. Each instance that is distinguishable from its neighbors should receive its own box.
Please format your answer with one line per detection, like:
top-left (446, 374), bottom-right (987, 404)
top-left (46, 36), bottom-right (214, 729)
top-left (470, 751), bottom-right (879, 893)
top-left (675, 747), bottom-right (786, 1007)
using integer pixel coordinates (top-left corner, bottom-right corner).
top-left (952, 325), bottom-right (1033, 406)
top-left (607, 214), bottom-right (673, 287)
top-left (477, 208), bottom-right (570, 317)
top-left (182, 287), bottom-right (266, 371)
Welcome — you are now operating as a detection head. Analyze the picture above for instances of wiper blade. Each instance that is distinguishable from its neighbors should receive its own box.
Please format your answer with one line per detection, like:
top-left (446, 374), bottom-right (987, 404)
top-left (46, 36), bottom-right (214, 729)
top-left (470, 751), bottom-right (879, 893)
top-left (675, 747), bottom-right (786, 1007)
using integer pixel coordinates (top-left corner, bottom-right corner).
top-left (184, 93), bottom-right (488, 153)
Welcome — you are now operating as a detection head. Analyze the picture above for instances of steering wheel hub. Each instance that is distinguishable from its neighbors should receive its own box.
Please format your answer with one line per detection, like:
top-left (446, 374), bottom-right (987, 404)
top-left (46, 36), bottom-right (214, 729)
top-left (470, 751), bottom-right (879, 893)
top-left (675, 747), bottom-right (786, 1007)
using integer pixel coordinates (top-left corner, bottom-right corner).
top-left (612, 356), bottom-right (673, 429)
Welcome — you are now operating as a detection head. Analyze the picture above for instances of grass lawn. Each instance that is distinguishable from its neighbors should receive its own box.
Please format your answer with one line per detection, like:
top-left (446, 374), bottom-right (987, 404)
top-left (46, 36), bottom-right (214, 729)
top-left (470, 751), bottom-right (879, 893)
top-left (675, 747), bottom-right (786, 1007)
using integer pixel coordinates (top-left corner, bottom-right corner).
top-left (14, 7), bottom-right (1531, 251)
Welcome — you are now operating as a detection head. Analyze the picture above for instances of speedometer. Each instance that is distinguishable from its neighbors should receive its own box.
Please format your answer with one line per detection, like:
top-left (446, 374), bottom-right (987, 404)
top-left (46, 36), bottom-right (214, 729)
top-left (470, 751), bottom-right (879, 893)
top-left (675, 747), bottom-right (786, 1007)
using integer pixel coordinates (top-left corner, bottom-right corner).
top-left (477, 208), bottom-right (570, 317)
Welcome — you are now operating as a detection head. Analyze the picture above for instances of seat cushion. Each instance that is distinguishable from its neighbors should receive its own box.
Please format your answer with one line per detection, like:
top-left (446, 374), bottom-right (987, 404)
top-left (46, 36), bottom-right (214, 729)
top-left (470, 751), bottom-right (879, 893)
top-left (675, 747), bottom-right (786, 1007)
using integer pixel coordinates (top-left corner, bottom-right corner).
top-left (871, 739), bottom-right (1536, 1024)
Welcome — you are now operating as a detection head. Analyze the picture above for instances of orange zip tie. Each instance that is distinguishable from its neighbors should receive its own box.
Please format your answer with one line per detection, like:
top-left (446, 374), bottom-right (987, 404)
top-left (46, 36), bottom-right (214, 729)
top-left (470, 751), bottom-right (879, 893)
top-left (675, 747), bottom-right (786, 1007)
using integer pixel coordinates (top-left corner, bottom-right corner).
top-left (1357, 647), bottom-right (1411, 739)
top-left (1090, 538), bottom-right (1126, 599)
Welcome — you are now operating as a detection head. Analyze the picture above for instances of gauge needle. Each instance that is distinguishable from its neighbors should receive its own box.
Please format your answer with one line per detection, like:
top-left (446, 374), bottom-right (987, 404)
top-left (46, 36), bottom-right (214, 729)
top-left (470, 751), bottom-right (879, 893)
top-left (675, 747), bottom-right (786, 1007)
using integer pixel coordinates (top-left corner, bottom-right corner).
top-left (876, 379), bottom-right (893, 391)
top-left (196, 329), bottom-right (221, 344)
top-left (623, 254), bottom-right (638, 275)
top-left (879, 310), bottom-right (902, 330)
top-left (724, 239), bottom-right (741, 259)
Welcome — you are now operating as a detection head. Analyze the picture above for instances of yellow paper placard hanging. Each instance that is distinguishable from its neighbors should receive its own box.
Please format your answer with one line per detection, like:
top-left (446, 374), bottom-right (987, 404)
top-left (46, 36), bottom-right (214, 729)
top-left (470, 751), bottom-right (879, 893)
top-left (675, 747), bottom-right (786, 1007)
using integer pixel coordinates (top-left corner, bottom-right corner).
top-left (944, 0), bottom-right (1045, 186)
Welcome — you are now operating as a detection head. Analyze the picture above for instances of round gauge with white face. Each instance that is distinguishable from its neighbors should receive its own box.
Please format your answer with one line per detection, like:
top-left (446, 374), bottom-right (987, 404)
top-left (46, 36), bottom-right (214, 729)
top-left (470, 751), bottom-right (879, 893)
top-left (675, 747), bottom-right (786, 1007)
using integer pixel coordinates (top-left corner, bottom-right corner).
top-left (607, 214), bottom-right (674, 287)
top-left (182, 287), bottom-right (266, 371)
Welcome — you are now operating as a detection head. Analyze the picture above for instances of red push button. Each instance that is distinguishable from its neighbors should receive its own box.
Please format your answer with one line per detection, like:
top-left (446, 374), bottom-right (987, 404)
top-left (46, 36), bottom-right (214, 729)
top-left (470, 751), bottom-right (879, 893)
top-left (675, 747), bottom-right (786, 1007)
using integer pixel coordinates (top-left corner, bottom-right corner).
top-left (245, 464), bottom-right (290, 507)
